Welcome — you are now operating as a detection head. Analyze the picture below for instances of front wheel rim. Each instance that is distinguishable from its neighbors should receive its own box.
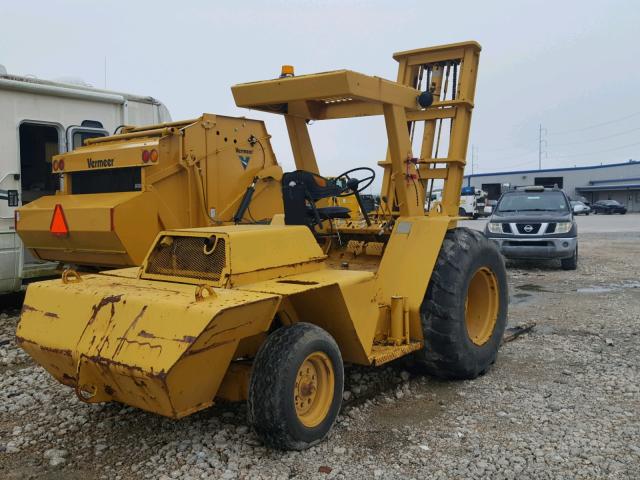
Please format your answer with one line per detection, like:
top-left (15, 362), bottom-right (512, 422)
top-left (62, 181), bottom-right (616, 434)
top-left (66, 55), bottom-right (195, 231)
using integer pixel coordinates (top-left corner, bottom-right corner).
top-left (465, 267), bottom-right (500, 346)
top-left (294, 351), bottom-right (334, 428)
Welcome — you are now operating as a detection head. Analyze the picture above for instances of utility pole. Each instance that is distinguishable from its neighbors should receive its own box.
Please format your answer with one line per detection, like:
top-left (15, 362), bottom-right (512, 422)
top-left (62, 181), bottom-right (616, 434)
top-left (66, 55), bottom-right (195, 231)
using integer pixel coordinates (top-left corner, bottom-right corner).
top-left (538, 124), bottom-right (547, 170)
top-left (471, 145), bottom-right (478, 174)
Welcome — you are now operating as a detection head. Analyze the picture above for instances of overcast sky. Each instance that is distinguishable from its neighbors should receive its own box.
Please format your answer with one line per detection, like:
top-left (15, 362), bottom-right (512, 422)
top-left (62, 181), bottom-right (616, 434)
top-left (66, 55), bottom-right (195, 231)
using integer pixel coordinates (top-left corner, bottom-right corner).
top-left (2, 0), bottom-right (639, 188)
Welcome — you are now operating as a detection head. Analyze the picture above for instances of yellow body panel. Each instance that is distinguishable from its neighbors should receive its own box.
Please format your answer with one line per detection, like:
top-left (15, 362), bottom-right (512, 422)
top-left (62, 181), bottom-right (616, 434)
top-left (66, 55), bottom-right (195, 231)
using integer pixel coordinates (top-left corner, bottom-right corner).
top-left (60, 138), bottom-right (161, 173)
top-left (232, 69), bottom-right (423, 119)
top-left (18, 191), bottom-right (157, 266)
top-left (17, 274), bottom-right (280, 418)
top-left (374, 216), bottom-right (451, 340)
top-left (140, 225), bottom-right (326, 287)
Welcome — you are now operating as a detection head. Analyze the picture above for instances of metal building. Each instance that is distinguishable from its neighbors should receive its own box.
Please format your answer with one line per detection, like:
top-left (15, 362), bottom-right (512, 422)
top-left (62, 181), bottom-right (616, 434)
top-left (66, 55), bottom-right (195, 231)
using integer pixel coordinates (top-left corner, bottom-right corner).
top-left (464, 160), bottom-right (640, 212)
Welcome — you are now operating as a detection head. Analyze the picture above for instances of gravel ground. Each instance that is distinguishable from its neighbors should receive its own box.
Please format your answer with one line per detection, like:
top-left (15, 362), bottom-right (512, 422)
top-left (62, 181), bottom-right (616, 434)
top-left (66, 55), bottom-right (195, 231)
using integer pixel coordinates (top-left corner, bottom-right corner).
top-left (1, 228), bottom-right (639, 479)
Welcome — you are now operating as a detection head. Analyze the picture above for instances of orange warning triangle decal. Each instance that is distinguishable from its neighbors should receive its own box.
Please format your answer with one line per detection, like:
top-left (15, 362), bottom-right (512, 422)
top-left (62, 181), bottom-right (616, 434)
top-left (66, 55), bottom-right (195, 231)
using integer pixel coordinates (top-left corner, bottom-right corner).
top-left (50, 204), bottom-right (69, 237)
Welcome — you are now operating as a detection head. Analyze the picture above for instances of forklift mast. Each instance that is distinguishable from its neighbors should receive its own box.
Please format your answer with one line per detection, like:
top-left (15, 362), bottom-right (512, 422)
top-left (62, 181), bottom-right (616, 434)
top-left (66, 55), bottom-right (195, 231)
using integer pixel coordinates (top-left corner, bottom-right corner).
top-left (233, 41), bottom-right (480, 223)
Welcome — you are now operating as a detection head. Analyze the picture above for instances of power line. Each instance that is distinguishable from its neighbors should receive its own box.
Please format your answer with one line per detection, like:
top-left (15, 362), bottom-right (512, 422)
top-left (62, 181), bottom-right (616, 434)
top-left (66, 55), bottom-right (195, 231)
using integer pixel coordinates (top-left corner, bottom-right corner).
top-left (480, 125), bottom-right (640, 157)
top-left (552, 140), bottom-right (640, 158)
top-left (509, 157), bottom-right (540, 168)
top-left (472, 157), bottom-right (538, 174)
top-left (489, 148), bottom-right (538, 163)
top-left (548, 111), bottom-right (640, 136)
top-left (550, 126), bottom-right (640, 147)
top-left (480, 143), bottom-right (536, 154)
top-left (479, 118), bottom-right (640, 170)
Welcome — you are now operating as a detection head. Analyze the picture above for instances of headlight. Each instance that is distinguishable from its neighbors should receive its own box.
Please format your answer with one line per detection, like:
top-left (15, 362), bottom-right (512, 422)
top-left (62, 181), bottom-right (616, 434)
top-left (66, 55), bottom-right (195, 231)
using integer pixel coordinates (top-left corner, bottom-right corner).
top-left (555, 222), bottom-right (572, 234)
top-left (487, 222), bottom-right (503, 233)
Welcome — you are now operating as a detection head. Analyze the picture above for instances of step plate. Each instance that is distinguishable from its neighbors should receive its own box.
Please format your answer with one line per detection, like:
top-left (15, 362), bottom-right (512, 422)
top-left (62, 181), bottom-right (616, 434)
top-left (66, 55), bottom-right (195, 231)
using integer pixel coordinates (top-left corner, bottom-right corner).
top-left (369, 341), bottom-right (423, 366)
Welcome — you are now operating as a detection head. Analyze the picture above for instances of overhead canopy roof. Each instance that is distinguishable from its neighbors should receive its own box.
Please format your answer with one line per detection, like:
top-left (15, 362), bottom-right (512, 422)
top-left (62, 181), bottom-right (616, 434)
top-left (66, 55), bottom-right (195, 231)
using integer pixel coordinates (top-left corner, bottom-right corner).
top-left (231, 69), bottom-right (422, 120)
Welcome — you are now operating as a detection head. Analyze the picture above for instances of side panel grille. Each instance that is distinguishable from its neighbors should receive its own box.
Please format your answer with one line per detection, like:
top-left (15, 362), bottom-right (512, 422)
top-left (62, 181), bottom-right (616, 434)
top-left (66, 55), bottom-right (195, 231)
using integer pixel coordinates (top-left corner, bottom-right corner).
top-left (145, 236), bottom-right (227, 282)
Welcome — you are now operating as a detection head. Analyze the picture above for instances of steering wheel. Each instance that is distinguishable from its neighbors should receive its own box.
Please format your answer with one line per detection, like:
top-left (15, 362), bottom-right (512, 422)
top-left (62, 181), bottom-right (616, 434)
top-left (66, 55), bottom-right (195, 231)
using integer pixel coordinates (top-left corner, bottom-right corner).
top-left (334, 167), bottom-right (376, 197)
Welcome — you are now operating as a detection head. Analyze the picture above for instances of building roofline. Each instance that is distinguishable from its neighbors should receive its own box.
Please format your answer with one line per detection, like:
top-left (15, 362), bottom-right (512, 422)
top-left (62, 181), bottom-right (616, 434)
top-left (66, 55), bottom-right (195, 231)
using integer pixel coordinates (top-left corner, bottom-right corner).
top-left (464, 160), bottom-right (639, 179)
top-left (589, 177), bottom-right (640, 185)
top-left (576, 184), bottom-right (640, 192)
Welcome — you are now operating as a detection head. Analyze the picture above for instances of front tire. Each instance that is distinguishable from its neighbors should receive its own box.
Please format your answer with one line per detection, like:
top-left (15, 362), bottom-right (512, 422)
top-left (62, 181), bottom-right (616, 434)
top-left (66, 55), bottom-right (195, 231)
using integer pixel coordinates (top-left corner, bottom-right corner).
top-left (561, 244), bottom-right (578, 270)
top-left (414, 228), bottom-right (508, 379)
top-left (248, 323), bottom-right (344, 450)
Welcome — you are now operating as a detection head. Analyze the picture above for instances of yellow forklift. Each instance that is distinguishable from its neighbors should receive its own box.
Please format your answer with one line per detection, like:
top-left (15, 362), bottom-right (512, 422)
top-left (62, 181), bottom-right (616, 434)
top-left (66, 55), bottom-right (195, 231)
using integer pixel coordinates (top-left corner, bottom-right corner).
top-left (16, 41), bottom-right (507, 450)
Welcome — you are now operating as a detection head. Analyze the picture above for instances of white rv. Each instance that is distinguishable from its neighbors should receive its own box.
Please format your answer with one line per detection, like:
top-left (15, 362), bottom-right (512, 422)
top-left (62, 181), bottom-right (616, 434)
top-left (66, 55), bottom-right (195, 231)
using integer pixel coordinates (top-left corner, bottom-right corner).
top-left (429, 187), bottom-right (488, 218)
top-left (0, 65), bottom-right (170, 293)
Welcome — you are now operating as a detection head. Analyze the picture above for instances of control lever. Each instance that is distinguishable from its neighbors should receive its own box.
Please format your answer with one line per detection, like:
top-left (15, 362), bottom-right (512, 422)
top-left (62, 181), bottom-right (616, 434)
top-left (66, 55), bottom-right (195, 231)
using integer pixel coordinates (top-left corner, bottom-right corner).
top-left (346, 178), bottom-right (371, 226)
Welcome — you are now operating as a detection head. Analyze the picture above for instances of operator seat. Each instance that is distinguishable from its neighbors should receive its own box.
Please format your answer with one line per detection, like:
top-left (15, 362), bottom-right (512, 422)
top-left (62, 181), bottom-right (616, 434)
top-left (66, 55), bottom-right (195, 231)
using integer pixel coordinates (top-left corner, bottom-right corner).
top-left (281, 170), bottom-right (350, 229)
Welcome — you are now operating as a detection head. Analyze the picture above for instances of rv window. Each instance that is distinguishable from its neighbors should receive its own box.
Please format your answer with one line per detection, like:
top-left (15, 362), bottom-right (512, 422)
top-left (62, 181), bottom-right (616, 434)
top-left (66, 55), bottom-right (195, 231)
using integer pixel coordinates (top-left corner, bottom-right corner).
top-left (70, 128), bottom-right (108, 149)
top-left (71, 167), bottom-right (142, 194)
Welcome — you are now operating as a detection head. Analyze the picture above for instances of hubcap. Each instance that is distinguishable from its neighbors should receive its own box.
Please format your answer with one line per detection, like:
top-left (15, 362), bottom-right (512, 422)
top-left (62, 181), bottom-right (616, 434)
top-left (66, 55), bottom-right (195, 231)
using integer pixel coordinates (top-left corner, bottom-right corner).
top-left (294, 351), bottom-right (334, 428)
top-left (465, 267), bottom-right (500, 346)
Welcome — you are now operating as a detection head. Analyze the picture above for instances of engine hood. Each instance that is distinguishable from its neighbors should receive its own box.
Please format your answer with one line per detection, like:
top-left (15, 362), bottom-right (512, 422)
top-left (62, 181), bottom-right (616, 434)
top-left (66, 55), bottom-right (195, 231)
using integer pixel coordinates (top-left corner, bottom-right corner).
top-left (490, 212), bottom-right (573, 223)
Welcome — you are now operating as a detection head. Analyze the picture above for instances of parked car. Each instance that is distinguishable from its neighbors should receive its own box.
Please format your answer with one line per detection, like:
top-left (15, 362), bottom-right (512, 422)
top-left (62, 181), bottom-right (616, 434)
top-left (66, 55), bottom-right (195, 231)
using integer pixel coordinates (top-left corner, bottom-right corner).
top-left (484, 199), bottom-right (497, 216)
top-left (484, 186), bottom-right (578, 270)
top-left (571, 200), bottom-right (591, 215)
top-left (592, 200), bottom-right (627, 215)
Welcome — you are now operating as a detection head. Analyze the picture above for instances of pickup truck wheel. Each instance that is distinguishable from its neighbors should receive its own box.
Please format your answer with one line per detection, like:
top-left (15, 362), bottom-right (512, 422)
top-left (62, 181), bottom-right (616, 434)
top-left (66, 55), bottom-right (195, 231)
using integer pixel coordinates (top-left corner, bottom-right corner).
top-left (561, 245), bottom-right (578, 270)
top-left (248, 323), bottom-right (343, 450)
top-left (414, 227), bottom-right (508, 379)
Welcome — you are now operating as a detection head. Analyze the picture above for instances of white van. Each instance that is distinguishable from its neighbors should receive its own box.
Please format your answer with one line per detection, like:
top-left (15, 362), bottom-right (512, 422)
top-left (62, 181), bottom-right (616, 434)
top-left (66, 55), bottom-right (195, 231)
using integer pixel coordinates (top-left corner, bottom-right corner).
top-left (0, 65), bottom-right (170, 293)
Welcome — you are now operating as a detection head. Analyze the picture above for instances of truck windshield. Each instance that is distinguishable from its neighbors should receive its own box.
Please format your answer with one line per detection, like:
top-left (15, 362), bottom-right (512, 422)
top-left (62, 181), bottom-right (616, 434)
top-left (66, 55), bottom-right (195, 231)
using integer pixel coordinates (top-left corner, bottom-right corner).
top-left (496, 192), bottom-right (569, 213)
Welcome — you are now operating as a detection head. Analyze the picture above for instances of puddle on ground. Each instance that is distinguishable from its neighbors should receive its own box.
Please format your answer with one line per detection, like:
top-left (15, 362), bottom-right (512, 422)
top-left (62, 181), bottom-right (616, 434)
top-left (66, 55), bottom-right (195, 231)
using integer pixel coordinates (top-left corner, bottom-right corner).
top-left (510, 292), bottom-right (533, 305)
top-left (516, 283), bottom-right (551, 293)
top-left (577, 281), bottom-right (640, 294)
top-left (576, 286), bottom-right (614, 294)
top-left (371, 381), bottom-right (460, 429)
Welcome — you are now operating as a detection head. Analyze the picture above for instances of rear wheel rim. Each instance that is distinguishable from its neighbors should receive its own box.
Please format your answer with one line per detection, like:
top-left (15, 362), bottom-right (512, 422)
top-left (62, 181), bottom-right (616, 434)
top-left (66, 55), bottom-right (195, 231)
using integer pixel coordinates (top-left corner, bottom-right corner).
top-left (294, 351), bottom-right (334, 428)
top-left (465, 267), bottom-right (500, 346)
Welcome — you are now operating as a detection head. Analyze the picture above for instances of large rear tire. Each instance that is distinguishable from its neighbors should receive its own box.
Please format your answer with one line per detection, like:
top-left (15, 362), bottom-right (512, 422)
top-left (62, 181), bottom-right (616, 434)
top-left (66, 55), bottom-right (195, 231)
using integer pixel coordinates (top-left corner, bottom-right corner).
top-left (414, 228), bottom-right (508, 379)
top-left (248, 323), bottom-right (343, 450)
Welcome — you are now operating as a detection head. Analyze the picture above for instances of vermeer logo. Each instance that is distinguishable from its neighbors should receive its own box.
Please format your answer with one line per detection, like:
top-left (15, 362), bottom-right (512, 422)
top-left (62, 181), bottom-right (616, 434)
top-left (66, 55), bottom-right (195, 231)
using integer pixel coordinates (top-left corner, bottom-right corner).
top-left (87, 158), bottom-right (115, 168)
top-left (236, 148), bottom-right (253, 169)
